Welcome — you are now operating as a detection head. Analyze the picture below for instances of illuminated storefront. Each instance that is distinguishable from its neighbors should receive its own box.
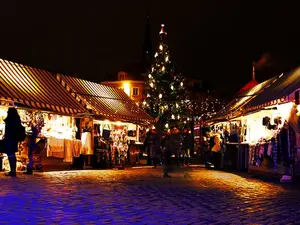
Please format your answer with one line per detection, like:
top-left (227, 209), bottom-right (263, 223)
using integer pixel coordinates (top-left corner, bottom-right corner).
top-left (0, 60), bottom-right (87, 171)
top-left (55, 74), bottom-right (154, 169)
top-left (0, 58), bottom-right (154, 172)
top-left (206, 67), bottom-right (300, 181)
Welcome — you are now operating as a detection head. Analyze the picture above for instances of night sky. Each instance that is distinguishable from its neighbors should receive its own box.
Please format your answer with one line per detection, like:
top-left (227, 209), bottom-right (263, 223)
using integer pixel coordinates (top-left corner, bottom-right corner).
top-left (0, 1), bottom-right (300, 98)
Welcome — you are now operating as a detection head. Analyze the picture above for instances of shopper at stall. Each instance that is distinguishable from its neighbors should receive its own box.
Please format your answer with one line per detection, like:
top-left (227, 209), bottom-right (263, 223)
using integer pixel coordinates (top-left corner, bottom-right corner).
top-left (182, 128), bottom-right (192, 166)
top-left (211, 133), bottom-right (222, 169)
top-left (145, 128), bottom-right (162, 168)
top-left (144, 130), bottom-right (152, 165)
top-left (162, 131), bottom-right (171, 177)
top-left (23, 121), bottom-right (37, 175)
top-left (203, 131), bottom-right (212, 168)
top-left (4, 107), bottom-right (22, 176)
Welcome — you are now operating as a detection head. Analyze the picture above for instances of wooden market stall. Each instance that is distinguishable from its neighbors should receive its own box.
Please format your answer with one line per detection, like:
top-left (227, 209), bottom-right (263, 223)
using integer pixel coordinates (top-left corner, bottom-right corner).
top-left (55, 74), bottom-right (155, 169)
top-left (242, 68), bottom-right (300, 181)
top-left (0, 58), bottom-right (86, 171)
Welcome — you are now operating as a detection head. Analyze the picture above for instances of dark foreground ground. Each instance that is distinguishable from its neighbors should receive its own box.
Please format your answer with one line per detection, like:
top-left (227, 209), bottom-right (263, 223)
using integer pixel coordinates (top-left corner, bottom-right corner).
top-left (0, 167), bottom-right (300, 225)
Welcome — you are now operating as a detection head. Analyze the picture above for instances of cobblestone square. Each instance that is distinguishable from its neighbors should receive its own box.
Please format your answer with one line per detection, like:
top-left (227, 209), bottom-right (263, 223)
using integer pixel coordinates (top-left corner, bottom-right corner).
top-left (0, 168), bottom-right (300, 224)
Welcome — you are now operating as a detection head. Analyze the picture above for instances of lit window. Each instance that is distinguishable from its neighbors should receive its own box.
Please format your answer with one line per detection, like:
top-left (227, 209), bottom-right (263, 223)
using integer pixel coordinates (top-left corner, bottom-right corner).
top-left (132, 88), bottom-right (139, 96)
top-left (119, 74), bottom-right (125, 80)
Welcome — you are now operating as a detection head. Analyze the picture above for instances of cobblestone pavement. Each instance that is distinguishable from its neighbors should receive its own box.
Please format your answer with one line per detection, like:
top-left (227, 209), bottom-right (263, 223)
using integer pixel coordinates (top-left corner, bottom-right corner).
top-left (0, 168), bottom-right (300, 225)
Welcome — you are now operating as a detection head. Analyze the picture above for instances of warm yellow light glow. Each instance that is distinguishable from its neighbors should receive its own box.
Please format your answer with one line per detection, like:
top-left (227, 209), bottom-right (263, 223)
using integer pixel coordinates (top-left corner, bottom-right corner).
top-left (154, 53), bottom-right (158, 58)
top-left (159, 45), bottom-right (163, 50)
top-left (143, 101), bottom-right (146, 105)
top-left (176, 103), bottom-right (179, 108)
top-left (162, 66), bottom-right (165, 71)
top-left (150, 83), bottom-right (154, 88)
top-left (180, 82), bottom-right (183, 87)
top-left (165, 56), bottom-right (169, 62)
top-left (148, 74), bottom-right (152, 78)
top-left (244, 102), bottom-right (294, 143)
top-left (123, 82), bottom-right (131, 96)
top-left (165, 123), bottom-right (169, 128)
top-left (159, 93), bottom-right (162, 98)
top-left (171, 85), bottom-right (174, 90)
top-left (172, 114), bottom-right (175, 119)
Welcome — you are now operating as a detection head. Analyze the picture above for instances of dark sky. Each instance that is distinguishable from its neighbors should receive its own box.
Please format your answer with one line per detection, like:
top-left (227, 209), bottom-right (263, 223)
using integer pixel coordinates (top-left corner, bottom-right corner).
top-left (0, 1), bottom-right (300, 97)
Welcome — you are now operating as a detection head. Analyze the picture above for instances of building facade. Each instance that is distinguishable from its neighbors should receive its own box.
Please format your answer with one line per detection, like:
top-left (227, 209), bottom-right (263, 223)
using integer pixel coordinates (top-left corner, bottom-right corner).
top-left (101, 71), bottom-right (145, 103)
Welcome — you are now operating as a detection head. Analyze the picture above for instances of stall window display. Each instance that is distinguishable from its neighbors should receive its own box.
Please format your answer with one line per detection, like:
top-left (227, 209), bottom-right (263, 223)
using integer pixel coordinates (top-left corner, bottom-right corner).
top-left (45, 114), bottom-right (81, 164)
top-left (0, 106), bottom-right (82, 171)
top-left (244, 103), bottom-right (300, 181)
top-left (93, 120), bottom-right (142, 168)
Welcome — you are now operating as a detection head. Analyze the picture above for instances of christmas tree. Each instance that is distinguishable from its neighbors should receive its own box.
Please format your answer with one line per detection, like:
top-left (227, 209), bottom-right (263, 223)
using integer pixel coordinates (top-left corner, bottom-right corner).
top-left (142, 24), bottom-right (190, 130)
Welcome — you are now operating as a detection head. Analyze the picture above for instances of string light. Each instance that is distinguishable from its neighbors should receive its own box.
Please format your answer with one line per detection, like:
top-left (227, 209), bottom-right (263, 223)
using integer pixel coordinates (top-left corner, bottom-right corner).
top-left (154, 52), bottom-right (158, 58)
top-left (170, 85), bottom-right (174, 90)
top-left (159, 45), bottom-right (163, 50)
top-left (165, 56), bottom-right (169, 62)
top-left (148, 74), bottom-right (152, 78)
top-left (162, 66), bottom-right (165, 71)
top-left (180, 82), bottom-right (183, 87)
top-left (159, 93), bottom-right (162, 98)
top-left (150, 82), bottom-right (154, 88)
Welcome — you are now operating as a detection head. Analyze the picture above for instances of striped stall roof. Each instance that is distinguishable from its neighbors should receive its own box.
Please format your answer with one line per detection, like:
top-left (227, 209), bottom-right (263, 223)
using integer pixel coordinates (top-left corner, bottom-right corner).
top-left (245, 67), bottom-right (300, 111)
top-left (0, 59), bottom-right (85, 114)
top-left (210, 76), bottom-right (278, 121)
top-left (57, 74), bottom-right (154, 123)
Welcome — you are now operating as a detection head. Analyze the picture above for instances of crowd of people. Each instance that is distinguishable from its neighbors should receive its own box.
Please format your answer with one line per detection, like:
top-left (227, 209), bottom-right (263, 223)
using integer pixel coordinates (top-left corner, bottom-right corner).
top-left (144, 125), bottom-right (193, 178)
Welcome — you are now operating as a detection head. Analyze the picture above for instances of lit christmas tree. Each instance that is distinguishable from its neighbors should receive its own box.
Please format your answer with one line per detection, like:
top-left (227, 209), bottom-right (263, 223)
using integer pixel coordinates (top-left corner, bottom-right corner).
top-left (142, 24), bottom-right (190, 130)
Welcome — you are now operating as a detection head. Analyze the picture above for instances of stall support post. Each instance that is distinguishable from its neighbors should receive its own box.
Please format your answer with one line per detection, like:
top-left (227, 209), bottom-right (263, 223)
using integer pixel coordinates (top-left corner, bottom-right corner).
top-left (191, 116), bottom-right (195, 157)
top-left (136, 125), bottom-right (139, 142)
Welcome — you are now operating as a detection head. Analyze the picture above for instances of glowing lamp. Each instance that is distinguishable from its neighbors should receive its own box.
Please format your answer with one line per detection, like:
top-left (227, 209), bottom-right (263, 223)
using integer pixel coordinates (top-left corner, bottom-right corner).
top-left (123, 82), bottom-right (131, 96)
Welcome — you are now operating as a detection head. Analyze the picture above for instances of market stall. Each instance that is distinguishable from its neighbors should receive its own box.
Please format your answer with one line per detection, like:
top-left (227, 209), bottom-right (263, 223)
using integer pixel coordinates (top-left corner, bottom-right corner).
top-left (55, 74), bottom-right (154, 169)
top-left (240, 68), bottom-right (300, 181)
top-left (0, 58), bottom-right (86, 172)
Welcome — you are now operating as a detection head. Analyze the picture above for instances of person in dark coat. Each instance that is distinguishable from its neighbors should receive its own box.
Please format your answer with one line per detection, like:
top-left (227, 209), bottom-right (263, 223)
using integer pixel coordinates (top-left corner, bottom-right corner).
top-left (162, 132), bottom-right (172, 177)
top-left (23, 121), bottom-right (38, 175)
top-left (143, 130), bottom-right (152, 165)
top-left (164, 126), bottom-right (183, 176)
top-left (182, 128), bottom-right (192, 165)
top-left (4, 107), bottom-right (22, 176)
top-left (145, 128), bottom-right (162, 168)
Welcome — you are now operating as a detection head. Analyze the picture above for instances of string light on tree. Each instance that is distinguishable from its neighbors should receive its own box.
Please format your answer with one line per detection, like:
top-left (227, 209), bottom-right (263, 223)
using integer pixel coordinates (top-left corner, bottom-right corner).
top-left (142, 24), bottom-right (190, 130)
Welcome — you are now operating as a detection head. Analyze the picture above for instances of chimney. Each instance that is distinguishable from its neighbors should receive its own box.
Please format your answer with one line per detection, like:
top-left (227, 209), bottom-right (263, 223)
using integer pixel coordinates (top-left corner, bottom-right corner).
top-left (252, 64), bottom-right (256, 80)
